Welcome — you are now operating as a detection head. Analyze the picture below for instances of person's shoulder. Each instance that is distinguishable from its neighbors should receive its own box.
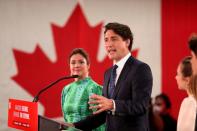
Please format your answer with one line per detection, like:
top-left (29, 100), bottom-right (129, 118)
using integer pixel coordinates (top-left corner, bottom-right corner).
top-left (89, 78), bottom-right (102, 88)
top-left (128, 56), bottom-right (151, 71)
top-left (86, 78), bottom-right (103, 94)
top-left (182, 96), bottom-right (196, 107)
top-left (129, 56), bottom-right (150, 67)
top-left (62, 82), bottom-right (75, 92)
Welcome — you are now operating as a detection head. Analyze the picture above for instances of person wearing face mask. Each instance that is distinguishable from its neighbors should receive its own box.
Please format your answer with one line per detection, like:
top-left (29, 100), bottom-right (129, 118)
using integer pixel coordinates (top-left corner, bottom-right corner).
top-left (148, 98), bottom-right (164, 131)
top-left (153, 93), bottom-right (177, 131)
top-left (175, 56), bottom-right (196, 131)
top-left (61, 48), bottom-right (105, 131)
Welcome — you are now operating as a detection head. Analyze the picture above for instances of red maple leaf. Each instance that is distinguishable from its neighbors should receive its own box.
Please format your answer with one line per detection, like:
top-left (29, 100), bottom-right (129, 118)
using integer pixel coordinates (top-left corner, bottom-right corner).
top-left (12, 4), bottom-right (139, 118)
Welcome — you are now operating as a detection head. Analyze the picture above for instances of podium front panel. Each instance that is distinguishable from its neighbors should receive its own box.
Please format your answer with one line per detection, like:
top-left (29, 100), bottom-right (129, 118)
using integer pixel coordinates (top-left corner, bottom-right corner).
top-left (38, 115), bottom-right (82, 131)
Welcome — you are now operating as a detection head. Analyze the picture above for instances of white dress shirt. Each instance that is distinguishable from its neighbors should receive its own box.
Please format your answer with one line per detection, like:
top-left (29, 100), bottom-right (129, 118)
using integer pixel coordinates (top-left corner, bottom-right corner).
top-left (111, 53), bottom-right (131, 112)
top-left (114, 53), bottom-right (131, 85)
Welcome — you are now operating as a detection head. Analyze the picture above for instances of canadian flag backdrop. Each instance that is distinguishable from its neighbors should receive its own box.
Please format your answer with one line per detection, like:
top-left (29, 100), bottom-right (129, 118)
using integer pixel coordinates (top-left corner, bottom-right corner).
top-left (0, 0), bottom-right (197, 130)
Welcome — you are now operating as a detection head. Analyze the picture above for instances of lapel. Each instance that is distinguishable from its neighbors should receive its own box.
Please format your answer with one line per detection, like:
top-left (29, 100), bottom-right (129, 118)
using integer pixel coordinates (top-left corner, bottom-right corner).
top-left (103, 69), bottom-right (111, 97)
top-left (111, 56), bottom-right (134, 99)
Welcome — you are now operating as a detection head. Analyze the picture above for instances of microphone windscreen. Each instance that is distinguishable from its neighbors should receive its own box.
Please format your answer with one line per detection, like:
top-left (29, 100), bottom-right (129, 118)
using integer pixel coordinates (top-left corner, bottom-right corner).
top-left (71, 75), bottom-right (79, 78)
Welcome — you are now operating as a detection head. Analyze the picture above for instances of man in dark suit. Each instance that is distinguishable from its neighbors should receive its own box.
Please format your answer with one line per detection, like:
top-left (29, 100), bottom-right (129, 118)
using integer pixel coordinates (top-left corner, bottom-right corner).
top-left (73, 22), bottom-right (153, 131)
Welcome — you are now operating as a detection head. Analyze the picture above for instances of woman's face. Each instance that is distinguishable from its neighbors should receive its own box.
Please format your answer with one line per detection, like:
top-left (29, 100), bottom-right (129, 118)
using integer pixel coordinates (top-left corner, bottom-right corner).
top-left (175, 64), bottom-right (188, 90)
top-left (69, 54), bottom-right (89, 79)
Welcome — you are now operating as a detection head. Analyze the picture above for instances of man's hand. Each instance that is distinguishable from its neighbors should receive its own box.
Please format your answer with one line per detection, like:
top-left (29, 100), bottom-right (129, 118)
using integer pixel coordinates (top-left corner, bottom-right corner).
top-left (88, 94), bottom-right (113, 114)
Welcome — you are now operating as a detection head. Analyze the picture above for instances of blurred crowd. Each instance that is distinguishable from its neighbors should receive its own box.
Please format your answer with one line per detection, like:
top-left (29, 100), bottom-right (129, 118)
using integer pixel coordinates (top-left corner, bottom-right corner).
top-left (149, 34), bottom-right (197, 131)
top-left (149, 93), bottom-right (177, 131)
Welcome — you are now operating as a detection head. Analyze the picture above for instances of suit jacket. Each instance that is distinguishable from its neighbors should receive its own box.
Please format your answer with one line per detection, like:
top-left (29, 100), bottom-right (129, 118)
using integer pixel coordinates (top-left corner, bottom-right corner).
top-left (74, 56), bottom-right (153, 131)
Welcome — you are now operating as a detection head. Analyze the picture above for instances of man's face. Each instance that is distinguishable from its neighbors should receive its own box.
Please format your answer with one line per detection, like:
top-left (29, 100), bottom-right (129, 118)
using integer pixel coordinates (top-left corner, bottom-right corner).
top-left (104, 30), bottom-right (130, 63)
top-left (191, 51), bottom-right (197, 75)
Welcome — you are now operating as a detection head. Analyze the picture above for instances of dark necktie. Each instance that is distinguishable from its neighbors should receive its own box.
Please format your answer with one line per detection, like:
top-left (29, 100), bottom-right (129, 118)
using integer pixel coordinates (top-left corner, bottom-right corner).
top-left (109, 65), bottom-right (118, 98)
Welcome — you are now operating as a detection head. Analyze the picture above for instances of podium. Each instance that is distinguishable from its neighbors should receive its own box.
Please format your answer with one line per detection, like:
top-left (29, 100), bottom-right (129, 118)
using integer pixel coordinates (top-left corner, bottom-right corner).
top-left (38, 115), bottom-right (81, 131)
top-left (8, 99), bottom-right (81, 131)
top-left (8, 76), bottom-right (81, 130)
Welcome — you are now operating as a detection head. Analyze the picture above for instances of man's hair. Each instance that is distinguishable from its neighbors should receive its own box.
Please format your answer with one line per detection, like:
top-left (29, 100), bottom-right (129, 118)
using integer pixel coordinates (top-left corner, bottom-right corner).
top-left (69, 48), bottom-right (90, 65)
top-left (104, 22), bottom-right (133, 50)
top-left (189, 33), bottom-right (197, 56)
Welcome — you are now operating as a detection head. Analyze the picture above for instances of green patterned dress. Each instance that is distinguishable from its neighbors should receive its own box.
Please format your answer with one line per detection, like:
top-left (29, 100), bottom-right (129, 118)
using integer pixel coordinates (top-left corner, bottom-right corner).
top-left (61, 77), bottom-right (105, 131)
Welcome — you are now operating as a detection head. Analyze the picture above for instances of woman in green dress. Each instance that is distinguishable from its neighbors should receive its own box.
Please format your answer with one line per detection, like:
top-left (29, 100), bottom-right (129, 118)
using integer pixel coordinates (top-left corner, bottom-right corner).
top-left (61, 48), bottom-right (105, 131)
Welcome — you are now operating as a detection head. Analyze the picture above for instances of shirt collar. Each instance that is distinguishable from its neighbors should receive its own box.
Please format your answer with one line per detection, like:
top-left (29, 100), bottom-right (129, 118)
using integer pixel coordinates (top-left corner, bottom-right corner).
top-left (113, 53), bottom-right (131, 84)
top-left (114, 53), bottom-right (131, 68)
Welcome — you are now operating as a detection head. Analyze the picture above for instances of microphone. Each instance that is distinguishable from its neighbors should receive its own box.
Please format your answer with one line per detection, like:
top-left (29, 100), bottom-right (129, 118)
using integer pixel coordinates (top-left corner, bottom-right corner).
top-left (32, 75), bottom-right (79, 102)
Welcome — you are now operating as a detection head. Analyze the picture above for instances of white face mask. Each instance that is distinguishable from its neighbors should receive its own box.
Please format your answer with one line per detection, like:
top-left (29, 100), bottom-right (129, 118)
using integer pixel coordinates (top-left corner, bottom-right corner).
top-left (153, 105), bottom-right (162, 114)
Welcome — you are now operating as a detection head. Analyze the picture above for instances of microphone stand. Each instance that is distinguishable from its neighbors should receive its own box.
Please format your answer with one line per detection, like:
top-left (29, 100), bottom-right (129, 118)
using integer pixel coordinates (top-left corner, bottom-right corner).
top-left (32, 75), bottom-right (78, 102)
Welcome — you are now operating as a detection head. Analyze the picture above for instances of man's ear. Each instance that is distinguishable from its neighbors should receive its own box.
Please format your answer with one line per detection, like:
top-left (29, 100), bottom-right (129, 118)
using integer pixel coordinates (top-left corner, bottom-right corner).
top-left (126, 39), bottom-right (130, 47)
